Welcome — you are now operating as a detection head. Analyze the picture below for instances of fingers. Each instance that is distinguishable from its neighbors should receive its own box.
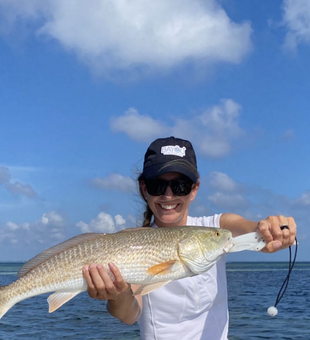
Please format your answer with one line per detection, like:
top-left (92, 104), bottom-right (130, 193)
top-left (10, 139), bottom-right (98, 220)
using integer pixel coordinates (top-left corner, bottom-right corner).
top-left (109, 262), bottom-right (129, 292)
top-left (83, 265), bottom-right (97, 298)
top-left (287, 216), bottom-right (297, 246)
top-left (82, 263), bottom-right (129, 301)
top-left (257, 215), bottom-right (297, 253)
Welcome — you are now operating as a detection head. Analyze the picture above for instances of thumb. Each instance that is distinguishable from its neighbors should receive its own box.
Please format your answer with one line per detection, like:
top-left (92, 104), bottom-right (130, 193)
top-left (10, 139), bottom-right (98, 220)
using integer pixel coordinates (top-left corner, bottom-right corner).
top-left (261, 241), bottom-right (282, 253)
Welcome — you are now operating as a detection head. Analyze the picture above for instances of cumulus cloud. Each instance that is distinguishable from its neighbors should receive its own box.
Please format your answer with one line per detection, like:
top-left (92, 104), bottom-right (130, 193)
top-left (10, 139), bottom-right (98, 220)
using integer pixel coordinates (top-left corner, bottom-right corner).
top-left (207, 192), bottom-right (250, 210)
top-left (76, 211), bottom-right (128, 233)
top-left (111, 99), bottom-right (245, 158)
top-left (5, 181), bottom-right (37, 198)
top-left (111, 108), bottom-right (169, 142)
top-left (0, 0), bottom-right (252, 78)
top-left (0, 211), bottom-right (67, 247)
top-left (282, 0), bottom-right (310, 50)
top-left (197, 171), bottom-right (251, 213)
top-left (41, 210), bottom-right (65, 225)
top-left (0, 166), bottom-right (38, 198)
top-left (195, 99), bottom-right (245, 158)
top-left (205, 172), bottom-right (249, 211)
top-left (209, 172), bottom-right (240, 193)
top-left (115, 214), bottom-right (126, 226)
top-left (6, 221), bottom-right (19, 231)
top-left (91, 173), bottom-right (137, 193)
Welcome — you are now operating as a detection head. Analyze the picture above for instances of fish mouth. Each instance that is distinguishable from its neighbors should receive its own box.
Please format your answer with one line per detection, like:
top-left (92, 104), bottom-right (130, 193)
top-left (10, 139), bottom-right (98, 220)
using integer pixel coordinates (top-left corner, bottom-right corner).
top-left (223, 237), bottom-right (234, 254)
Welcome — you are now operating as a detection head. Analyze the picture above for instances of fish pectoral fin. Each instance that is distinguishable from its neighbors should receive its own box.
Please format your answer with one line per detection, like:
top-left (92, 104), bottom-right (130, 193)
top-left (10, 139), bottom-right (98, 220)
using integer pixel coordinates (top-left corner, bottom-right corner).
top-left (47, 291), bottom-right (82, 313)
top-left (147, 260), bottom-right (177, 276)
top-left (133, 281), bottom-right (171, 296)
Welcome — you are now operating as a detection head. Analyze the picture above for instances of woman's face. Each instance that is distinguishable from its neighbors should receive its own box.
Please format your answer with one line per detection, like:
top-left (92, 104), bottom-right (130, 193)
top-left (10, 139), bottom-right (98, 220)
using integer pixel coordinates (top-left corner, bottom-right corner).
top-left (141, 172), bottom-right (199, 228)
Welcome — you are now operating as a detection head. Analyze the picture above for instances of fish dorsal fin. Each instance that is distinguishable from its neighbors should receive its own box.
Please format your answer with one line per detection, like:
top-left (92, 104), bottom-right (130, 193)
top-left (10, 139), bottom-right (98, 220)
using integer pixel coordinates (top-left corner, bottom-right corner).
top-left (147, 260), bottom-right (177, 275)
top-left (48, 291), bottom-right (82, 313)
top-left (18, 233), bottom-right (103, 278)
top-left (133, 281), bottom-right (171, 296)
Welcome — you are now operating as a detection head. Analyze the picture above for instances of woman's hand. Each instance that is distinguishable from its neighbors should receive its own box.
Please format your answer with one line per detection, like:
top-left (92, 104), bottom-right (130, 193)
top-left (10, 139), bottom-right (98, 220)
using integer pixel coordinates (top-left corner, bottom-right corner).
top-left (83, 262), bottom-right (142, 324)
top-left (257, 215), bottom-right (297, 253)
top-left (83, 262), bottom-right (130, 301)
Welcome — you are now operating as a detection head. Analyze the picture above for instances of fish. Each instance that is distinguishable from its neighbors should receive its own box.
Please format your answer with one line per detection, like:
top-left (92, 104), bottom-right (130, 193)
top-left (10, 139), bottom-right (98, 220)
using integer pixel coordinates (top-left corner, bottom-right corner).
top-left (0, 226), bottom-right (233, 319)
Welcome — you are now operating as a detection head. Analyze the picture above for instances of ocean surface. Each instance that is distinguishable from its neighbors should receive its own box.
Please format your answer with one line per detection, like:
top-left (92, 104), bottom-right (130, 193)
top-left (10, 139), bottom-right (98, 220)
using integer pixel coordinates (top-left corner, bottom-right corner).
top-left (0, 262), bottom-right (309, 340)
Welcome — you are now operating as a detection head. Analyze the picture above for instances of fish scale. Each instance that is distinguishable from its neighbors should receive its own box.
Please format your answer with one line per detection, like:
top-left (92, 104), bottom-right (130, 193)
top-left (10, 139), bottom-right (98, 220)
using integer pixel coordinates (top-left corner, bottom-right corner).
top-left (0, 226), bottom-right (233, 319)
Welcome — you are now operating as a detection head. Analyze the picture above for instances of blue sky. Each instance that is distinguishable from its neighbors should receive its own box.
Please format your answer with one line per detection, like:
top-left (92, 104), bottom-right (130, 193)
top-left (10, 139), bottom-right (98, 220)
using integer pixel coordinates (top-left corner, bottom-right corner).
top-left (0, 0), bottom-right (309, 262)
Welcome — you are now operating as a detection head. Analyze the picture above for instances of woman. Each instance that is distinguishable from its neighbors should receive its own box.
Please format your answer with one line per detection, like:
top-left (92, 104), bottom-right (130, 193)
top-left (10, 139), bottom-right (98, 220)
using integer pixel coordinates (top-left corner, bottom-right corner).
top-left (83, 136), bottom-right (296, 340)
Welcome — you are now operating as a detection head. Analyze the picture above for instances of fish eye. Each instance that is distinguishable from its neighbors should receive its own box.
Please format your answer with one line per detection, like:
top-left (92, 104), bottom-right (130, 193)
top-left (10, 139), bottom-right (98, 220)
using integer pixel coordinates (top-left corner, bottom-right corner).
top-left (216, 231), bottom-right (220, 237)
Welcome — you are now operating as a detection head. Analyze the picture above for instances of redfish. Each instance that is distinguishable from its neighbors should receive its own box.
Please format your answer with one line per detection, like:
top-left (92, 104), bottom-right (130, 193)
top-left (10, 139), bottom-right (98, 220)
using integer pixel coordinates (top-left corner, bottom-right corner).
top-left (0, 226), bottom-right (233, 319)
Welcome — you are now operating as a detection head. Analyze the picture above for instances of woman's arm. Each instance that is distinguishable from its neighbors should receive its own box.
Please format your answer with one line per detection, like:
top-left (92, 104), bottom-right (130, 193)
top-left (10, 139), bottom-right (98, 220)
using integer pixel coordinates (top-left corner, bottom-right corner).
top-left (83, 263), bottom-right (142, 325)
top-left (220, 213), bottom-right (296, 253)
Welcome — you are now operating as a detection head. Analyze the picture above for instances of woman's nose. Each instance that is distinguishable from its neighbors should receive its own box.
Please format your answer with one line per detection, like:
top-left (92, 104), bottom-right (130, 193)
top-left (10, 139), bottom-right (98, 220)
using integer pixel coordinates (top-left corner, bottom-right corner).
top-left (163, 184), bottom-right (174, 196)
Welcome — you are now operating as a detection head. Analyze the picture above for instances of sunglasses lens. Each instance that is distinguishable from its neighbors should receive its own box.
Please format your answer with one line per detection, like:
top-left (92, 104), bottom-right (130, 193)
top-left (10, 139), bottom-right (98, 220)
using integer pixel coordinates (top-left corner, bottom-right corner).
top-left (171, 180), bottom-right (193, 196)
top-left (145, 179), bottom-right (193, 196)
top-left (145, 180), bottom-right (167, 196)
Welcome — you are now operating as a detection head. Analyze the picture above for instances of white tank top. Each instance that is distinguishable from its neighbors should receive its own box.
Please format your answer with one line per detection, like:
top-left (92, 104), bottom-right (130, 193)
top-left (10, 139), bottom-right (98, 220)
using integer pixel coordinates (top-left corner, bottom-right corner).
top-left (137, 214), bottom-right (228, 340)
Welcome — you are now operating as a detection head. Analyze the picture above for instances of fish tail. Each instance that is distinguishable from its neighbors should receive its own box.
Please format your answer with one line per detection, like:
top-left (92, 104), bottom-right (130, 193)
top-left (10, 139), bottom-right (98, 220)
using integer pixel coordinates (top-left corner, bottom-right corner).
top-left (0, 285), bottom-right (14, 319)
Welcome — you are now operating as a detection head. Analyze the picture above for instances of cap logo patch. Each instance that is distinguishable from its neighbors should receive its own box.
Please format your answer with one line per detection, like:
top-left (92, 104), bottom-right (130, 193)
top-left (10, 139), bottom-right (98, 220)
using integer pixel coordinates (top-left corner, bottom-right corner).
top-left (161, 145), bottom-right (186, 157)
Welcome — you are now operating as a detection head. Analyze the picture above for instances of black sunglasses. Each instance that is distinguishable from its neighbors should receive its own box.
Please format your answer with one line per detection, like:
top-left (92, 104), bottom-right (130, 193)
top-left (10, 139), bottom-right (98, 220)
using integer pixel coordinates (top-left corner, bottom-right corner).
top-left (144, 178), bottom-right (194, 196)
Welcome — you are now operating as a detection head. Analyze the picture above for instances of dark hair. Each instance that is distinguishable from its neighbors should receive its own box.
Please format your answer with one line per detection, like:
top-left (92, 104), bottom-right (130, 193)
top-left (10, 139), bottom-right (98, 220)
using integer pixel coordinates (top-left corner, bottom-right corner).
top-left (138, 174), bottom-right (154, 227)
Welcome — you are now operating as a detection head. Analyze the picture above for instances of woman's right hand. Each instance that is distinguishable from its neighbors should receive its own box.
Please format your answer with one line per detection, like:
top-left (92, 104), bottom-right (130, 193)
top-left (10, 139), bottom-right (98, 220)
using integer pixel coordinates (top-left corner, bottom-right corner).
top-left (83, 262), bottom-right (130, 301)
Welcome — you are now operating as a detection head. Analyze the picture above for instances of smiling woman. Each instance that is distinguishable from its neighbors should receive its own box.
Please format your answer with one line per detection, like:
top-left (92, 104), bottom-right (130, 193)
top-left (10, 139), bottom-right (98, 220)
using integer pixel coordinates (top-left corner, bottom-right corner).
top-left (83, 136), bottom-right (297, 340)
top-left (138, 137), bottom-right (200, 229)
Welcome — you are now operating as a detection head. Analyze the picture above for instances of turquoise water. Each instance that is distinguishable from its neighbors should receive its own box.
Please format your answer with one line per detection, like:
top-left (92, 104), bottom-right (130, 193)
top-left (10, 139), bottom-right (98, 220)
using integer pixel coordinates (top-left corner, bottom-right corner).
top-left (0, 262), bottom-right (309, 339)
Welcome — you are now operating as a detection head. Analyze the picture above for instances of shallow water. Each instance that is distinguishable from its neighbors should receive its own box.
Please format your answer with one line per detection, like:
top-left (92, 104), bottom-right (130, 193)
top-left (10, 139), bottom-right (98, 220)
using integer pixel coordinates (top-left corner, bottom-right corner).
top-left (0, 262), bottom-right (309, 339)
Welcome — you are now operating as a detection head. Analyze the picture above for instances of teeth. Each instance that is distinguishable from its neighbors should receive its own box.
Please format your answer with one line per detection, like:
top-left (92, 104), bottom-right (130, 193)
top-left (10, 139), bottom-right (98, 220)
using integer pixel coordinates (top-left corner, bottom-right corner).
top-left (160, 204), bottom-right (177, 210)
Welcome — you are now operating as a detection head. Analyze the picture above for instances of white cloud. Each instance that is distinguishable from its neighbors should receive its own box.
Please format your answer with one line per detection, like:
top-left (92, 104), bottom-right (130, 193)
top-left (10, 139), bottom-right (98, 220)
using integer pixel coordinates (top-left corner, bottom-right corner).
top-left (205, 172), bottom-right (249, 210)
top-left (76, 211), bottom-right (126, 233)
top-left (115, 214), bottom-right (126, 226)
top-left (91, 173), bottom-right (137, 193)
top-left (282, 0), bottom-right (310, 50)
top-left (41, 211), bottom-right (64, 226)
top-left (5, 181), bottom-right (37, 198)
top-left (207, 192), bottom-right (250, 210)
top-left (0, 0), bottom-right (252, 78)
top-left (111, 99), bottom-right (245, 158)
top-left (110, 108), bottom-right (168, 142)
top-left (6, 221), bottom-right (19, 231)
top-left (0, 211), bottom-right (67, 247)
top-left (195, 99), bottom-right (245, 158)
top-left (198, 99), bottom-right (243, 136)
top-left (75, 221), bottom-right (89, 234)
top-left (209, 172), bottom-right (239, 192)
top-left (0, 166), bottom-right (38, 198)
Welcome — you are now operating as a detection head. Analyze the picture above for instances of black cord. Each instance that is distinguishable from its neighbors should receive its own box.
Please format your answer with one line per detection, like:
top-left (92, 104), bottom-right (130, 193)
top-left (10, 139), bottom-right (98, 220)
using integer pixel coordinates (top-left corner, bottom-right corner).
top-left (273, 236), bottom-right (298, 308)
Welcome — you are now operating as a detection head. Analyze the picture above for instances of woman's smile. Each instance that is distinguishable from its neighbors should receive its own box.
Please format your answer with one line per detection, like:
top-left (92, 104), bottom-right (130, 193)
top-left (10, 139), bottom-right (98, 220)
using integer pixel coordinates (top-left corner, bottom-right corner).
top-left (158, 203), bottom-right (178, 210)
top-left (142, 172), bottom-right (199, 228)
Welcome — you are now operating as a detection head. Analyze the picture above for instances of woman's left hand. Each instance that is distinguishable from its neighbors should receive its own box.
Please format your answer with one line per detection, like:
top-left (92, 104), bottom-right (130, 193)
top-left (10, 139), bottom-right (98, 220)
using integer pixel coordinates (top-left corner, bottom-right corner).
top-left (257, 215), bottom-right (297, 253)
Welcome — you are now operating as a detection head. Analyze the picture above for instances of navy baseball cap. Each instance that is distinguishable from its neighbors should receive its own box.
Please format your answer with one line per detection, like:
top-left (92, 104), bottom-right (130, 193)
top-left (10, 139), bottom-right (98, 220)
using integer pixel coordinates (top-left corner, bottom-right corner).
top-left (142, 137), bottom-right (198, 183)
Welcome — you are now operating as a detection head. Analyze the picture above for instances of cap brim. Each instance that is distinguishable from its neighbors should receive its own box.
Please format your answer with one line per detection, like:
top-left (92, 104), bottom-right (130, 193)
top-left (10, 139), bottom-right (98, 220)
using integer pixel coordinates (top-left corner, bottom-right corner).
top-left (143, 160), bottom-right (197, 183)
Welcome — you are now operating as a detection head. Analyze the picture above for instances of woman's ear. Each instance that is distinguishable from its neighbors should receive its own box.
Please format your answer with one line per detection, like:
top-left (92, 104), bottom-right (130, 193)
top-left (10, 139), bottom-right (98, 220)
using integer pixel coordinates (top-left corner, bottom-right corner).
top-left (140, 180), bottom-right (148, 201)
top-left (190, 180), bottom-right (200, 201)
